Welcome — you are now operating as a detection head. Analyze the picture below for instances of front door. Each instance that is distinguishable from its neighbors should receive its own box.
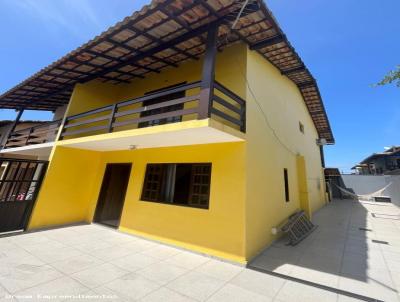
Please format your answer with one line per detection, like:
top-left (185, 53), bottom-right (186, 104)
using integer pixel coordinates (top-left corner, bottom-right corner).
top-left (94, 163), bottom-right (131, 228)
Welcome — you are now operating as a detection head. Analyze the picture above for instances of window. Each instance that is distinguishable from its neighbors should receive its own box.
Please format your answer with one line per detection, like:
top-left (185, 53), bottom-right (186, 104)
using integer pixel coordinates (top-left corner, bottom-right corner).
top-left (283, 168), bottom-right (290, 202)
top-left (139, 83), bottom-right (186, 128)
top-left (141, 163), bottom-right (212, 209)
top-left (299, 122), bottom-right (304, 134)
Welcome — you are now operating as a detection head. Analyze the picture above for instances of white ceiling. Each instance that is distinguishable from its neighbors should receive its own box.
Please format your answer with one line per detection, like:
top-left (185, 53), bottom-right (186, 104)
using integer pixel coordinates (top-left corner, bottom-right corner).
top-left (0, 142), bottom-right (53, 158)
top-left (60, 126), bottom-right (244, 151)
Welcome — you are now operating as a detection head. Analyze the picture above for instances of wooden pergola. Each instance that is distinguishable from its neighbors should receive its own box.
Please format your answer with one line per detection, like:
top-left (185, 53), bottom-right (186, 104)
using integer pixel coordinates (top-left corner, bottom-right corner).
top-left (0, 0), bottom-right (334, 143)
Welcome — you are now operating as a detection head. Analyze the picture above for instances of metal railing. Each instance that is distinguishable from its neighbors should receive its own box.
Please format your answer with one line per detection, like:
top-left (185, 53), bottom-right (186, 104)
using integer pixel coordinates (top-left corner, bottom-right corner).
top-left (60, 80), bottom-right (246, 140)
top-left (4, 120), bottom-right (62, 149)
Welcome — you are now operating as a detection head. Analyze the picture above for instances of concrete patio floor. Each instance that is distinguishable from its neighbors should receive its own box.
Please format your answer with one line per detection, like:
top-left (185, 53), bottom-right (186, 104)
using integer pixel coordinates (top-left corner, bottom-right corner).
top-left (251, 199), bottom-right (400, 302)
top-left (0, 199), bottom-right (398, 301)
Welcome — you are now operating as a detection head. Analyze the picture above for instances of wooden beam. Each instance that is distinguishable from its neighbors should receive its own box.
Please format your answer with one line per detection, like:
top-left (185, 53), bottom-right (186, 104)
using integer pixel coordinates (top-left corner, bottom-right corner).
top-left (281, 65), bottom-right (306, 76)
top-left (198, 23), bottom-right (218, 119)
top-left (2, 109), bottom-right (24, 149)
top-left (249, 34), bottom-right (285, 50)
top-left (83, 20), bottom-right (222, 84)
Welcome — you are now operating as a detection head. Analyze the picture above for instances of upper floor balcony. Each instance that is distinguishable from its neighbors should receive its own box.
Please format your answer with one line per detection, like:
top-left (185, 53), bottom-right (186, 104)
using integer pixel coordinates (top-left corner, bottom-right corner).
top-left (0, 120), bottom-right (62, 158)
top-left (57, 80), bottom-right (246, 151)
top-left (4, 120), bottom-right (61, 149)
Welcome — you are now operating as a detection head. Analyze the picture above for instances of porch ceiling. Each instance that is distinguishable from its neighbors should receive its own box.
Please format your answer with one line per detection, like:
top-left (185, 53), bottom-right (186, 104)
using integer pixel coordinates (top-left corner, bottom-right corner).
top-left (0, 142), bottom-right (54, 158)
top-left (56, 119), bottom-right (244, 151)
top-left (0, 0), bottom-right (334, 143)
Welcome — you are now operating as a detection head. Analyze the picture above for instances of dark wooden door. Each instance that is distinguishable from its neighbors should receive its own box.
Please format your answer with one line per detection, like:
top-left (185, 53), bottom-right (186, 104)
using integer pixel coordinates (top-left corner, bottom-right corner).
top-left (0, 159), bottom-right (48, 233)
top-left (94, 163), bottom-right (131, 228)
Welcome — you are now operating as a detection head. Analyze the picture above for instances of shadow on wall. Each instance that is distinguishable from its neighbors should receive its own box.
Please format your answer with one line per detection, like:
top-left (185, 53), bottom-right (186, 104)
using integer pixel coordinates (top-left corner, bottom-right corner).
top-left (248, 198), bottom-right (400, 300)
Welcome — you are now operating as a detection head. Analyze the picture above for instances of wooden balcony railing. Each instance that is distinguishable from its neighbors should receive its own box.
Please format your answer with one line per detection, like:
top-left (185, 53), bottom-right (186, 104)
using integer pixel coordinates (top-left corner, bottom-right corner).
top-left (60, 81), bottom-right (246, 140)
top-left (4, 120), bottom-right (62, 149)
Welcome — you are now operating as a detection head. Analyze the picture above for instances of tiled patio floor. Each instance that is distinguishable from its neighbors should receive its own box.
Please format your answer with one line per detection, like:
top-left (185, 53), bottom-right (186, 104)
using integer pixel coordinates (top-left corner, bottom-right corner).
top-left (251, 199), bottom-right (400, 302)
top-left (1, 199), bottom-right (399, 301)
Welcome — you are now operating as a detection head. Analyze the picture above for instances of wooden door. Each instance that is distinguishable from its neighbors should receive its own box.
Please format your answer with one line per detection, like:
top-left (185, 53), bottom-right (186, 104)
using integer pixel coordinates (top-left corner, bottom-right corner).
top-left (94, 163), bottom-right (131, 228)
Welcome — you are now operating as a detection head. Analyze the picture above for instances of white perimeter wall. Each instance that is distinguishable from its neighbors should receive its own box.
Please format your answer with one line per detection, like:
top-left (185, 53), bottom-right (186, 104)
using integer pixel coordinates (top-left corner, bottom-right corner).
top-left (342, 174), bottom-right (400, 206)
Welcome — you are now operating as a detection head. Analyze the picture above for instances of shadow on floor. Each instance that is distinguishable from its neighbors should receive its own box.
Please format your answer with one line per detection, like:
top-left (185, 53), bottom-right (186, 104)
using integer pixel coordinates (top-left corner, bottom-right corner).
top-left (248, 199), bottom-right (400, 301)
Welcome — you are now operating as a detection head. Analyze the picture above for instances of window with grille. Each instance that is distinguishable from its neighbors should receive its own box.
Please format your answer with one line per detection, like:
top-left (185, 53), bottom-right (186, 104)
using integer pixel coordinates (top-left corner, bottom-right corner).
top-left (141, 163), bottom-right (212, 209)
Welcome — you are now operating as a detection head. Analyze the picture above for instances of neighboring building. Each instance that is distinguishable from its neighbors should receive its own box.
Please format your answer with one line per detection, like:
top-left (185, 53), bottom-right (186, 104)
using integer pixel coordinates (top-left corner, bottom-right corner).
top-left (0, 120), bottom-right (59, 159)
top-left (0, 0), bottom-right (334, 263)
top-left (352, 146), bottom-right (400, 175)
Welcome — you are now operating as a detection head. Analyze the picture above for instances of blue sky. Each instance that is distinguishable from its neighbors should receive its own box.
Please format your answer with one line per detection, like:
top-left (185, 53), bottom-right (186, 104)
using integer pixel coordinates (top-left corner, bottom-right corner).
top-left (0, 0), bottom-right (399, 172)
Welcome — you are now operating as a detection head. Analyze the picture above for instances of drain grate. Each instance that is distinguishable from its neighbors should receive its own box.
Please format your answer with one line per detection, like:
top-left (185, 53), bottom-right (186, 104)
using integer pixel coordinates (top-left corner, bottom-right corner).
top-left (358, 227), bottom-right (372, 232)
top-left (372, 239), bottom-right (389, 245)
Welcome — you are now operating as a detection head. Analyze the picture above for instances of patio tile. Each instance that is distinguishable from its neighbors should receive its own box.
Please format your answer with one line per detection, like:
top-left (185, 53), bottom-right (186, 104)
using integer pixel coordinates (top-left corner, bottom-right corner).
top-left (229, 269), bottom-right (285, 298)
top-left (15, 276), bottom-right (89, 301)
top-left (383, 251), bottom-right (400, 263)
top-left (136, 262), bottom-right (188, 285)
top-left (297, 250), bottom-right (342, 273)
top-left (250, 255), bottom-right (294, 275)
top-left (74, 240), bottom-right (114, 253)
top-left (140, 287), bottom-right (196, 302)
top-left (290, 266), bottom-right (339, 287)
top-left (0, 247), bottom-right (32, 262)
top-left (85, 245), bottom-right (134, 262)
top-left (386, 259), bottom-right (400, 273)
top-left (338, 273), bottom-right (399, 302)
top-left (20, 240), bottom-right (67, 253)
top-left (141, 245), bottom-right (182, 260)
top-left (275, 281), bottom-right (338, 302)
top-left (119, 239), bottom-right (158, 252)
top-left (163, 251), bottom-right (210, 269)
top-left (0, 284), bottom-right (9, 300)
top-left (0, 256), bottom-right (45, 278)
top-left (50, 253), bottom-right (104, 275)
top-left (336, 295), bottom-right (366, 302)
top-left (0, 241), bottom-right (20, 253)
top-left (195, 259), bottom-right (243, 281)
top-left (110, 253), bottom-right (160, 272)
top-left (344, 261), bottom-right (386, 279)
top-left (29, 246), bottom-right (83, 264)
top-left (102, 233), bottom-right (137, 245)
top-left (207, 283), bottom-right (272, 302)
top-left (102, 273), bottom-right (160, 300)
top-left (391, 271), bottom-right (400, 292)
top-left (260, 246), bottom-right (302, 263)
top-left (8, 233), bottom-right (53, 247)
top-left (70, 263), bottom-right (129, 288)
top-left (166, 271), bottom-right (224, 301)
top-left (0, 262), bottom-right (63, 293)
top-left (89, 286), bottom-right (129, 302)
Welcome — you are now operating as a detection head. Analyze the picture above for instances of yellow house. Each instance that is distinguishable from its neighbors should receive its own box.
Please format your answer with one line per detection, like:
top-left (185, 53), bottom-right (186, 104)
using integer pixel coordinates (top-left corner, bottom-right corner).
top-left (0, 0), bottom-right (334, 264)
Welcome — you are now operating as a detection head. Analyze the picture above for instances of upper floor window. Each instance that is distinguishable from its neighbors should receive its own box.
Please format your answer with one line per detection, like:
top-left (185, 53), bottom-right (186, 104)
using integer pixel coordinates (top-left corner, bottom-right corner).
top-left (139, 83), bottom-right (186, 128)
top-left (141, 163), bottom-right (212, 209)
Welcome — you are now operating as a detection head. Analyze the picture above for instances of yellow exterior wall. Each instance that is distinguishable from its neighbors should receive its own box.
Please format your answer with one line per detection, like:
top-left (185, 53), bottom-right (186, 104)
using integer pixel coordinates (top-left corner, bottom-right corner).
top-left (28, 143), bottom-right (247, 263)
top-left (28, 146), bottom-right (101, 228)
top-left (244, 48), bottom-right (326, 260)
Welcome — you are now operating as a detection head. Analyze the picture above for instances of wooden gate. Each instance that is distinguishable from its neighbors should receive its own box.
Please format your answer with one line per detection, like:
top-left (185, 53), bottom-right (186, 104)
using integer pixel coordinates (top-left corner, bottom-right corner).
top-left (0, 158), bottom-right (48, 233)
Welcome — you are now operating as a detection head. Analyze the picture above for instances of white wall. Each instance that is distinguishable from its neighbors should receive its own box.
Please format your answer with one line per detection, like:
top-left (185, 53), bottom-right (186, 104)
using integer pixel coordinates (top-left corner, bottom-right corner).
top-left (342, 174), bottom-right (400, 206)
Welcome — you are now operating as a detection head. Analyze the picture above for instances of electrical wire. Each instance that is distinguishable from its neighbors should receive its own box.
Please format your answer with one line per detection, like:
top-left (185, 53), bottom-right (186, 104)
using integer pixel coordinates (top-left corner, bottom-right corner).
top-left (221, 4), bottom-right (298, 156)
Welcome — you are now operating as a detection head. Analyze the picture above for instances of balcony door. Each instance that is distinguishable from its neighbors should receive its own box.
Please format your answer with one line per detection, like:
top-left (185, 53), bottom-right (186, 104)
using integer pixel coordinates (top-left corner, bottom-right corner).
top-left (139, 82), bottom-right (186, 128)
top-left (94, 163), bottom-right (131, 228)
